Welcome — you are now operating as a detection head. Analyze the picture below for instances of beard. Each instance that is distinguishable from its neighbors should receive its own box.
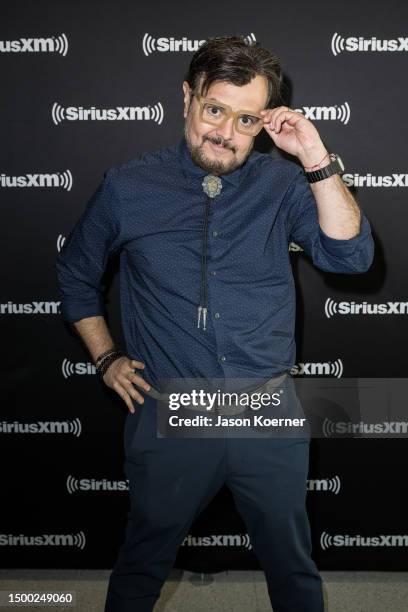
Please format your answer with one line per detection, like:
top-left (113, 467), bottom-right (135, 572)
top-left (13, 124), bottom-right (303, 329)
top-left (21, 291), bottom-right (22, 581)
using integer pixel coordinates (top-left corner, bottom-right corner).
top-left (184, 122), bottom-right (254, 176)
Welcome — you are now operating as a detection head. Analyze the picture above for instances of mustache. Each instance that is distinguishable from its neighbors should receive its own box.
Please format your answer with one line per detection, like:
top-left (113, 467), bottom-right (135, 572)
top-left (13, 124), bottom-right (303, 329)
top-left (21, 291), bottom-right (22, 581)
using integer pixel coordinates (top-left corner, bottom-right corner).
top-left (206, 136), bottom-right (234, 151)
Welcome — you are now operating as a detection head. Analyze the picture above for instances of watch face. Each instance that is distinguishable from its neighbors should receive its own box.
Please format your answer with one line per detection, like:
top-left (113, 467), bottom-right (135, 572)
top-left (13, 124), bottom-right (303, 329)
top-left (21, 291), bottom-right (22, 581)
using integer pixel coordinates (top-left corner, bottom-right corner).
top-left (336, 155), bottom-right (345, 172)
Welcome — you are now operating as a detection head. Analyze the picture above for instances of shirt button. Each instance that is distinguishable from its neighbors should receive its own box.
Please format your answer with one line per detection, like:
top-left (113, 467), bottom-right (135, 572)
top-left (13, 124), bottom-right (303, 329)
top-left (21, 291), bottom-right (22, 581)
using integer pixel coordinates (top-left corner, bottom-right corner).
top-left (212, 230), bottom-right (218, 237)
top-left (219, 355), bottom-right (226, 362)
top-left (214, 312), bottom-right (220, 319)
top-left (209, 270), bottom-right (217, 276)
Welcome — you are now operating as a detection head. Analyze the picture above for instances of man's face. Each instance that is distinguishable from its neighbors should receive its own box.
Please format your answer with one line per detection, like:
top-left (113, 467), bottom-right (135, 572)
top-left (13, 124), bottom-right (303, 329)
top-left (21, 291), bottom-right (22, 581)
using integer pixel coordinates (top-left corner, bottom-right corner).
top-left (182, 74), bottom-right (269, 176)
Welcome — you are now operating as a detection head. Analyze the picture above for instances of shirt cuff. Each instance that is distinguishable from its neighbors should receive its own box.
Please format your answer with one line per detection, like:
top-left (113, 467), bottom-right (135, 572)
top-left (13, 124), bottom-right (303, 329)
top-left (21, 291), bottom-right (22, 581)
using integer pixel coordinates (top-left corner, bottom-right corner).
top-left (59, 296), bottom-right (105, 323)
top-left (318, 213), bottom-right (372, 257)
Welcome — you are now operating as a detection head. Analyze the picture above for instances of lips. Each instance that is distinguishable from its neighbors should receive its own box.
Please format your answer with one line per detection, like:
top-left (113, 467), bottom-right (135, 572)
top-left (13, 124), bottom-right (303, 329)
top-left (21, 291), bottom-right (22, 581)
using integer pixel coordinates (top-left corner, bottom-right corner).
top-left (207, 139), bottom-right (230, 153)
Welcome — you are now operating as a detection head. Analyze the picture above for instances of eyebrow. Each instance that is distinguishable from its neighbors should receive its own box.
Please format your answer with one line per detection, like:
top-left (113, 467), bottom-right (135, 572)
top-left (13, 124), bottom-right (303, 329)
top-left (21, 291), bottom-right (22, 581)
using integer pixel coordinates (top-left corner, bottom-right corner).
top-left (205, 96), bottom-right (262, 115)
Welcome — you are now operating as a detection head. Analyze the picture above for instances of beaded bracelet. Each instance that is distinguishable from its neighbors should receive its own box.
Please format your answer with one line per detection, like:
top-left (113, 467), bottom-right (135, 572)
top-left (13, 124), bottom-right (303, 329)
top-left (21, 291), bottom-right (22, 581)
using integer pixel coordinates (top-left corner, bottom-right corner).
top-left (96, 350), bottom-right (127, 380)
top-left (95, 347), bottom-right (117, 367)
top-left (95, 352), bottom-right (117, 373)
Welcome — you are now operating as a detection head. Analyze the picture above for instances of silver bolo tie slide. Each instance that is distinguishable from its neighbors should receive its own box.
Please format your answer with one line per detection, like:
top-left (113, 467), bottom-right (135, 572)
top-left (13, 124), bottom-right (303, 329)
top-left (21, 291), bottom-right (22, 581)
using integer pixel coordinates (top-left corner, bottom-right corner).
top-left (198, 174), bottom-right (223, 331)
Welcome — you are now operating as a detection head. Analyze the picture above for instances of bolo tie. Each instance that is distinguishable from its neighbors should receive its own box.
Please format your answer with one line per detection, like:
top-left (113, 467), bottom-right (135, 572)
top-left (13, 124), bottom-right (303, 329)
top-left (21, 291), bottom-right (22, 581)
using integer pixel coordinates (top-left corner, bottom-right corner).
top-left (197, 174), bottom-right (223, 331)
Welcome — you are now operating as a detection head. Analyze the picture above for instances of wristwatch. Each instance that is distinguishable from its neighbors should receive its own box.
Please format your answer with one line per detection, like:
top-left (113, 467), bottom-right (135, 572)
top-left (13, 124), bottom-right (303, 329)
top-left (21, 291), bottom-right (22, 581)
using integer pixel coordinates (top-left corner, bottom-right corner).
top-left (304, 153), bottom-right (345, 183)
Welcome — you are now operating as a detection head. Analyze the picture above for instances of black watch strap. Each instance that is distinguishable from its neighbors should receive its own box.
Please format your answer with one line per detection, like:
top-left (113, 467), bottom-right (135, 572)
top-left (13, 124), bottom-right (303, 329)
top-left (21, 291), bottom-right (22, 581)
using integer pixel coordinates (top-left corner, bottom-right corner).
top-left (305, 154), bottom-right (345, 183)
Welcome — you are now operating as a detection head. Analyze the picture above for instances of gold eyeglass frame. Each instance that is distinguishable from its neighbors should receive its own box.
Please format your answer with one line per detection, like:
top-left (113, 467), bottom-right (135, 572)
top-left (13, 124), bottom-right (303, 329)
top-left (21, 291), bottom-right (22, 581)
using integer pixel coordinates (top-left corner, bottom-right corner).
top-left (191, 90), bottom-right (266, 136)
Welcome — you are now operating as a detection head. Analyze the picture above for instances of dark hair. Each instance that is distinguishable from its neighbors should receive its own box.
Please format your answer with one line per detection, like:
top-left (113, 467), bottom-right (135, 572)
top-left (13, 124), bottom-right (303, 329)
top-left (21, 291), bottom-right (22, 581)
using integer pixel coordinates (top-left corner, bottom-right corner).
top-left (184, 35), bottom-right (283, 109)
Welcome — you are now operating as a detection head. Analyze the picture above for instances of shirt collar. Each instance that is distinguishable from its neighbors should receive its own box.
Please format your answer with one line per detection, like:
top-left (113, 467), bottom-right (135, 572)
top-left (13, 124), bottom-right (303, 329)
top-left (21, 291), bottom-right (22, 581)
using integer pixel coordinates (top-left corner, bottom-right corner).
top-left (178, 134), bottom-right (247, 187)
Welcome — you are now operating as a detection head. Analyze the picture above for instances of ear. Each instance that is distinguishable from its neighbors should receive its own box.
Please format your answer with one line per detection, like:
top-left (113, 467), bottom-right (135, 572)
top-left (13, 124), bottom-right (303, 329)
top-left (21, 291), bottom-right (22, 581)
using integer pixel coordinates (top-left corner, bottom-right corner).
top-left (182, 81), bottom-right (192, 118)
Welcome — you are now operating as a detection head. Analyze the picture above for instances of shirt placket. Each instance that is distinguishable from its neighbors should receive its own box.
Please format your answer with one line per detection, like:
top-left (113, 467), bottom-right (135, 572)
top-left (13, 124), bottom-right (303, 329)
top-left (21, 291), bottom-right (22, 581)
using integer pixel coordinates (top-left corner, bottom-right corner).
top-left (205, 185), bottom-right (229, 370)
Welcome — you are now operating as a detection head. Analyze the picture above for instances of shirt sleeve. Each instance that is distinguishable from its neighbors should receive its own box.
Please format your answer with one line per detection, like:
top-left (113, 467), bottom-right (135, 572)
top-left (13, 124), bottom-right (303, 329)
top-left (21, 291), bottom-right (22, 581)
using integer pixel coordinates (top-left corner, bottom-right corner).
top-left (284, 167), bottom-right (375, 273)
top-left (55, 168), bottom-right (123, 323)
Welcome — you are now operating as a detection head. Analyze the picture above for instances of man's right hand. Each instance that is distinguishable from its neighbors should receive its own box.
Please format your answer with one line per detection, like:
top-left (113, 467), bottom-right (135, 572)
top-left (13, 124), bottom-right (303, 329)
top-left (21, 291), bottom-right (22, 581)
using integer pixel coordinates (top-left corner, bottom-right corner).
top-left (102, 357), bottom-right (150, 413)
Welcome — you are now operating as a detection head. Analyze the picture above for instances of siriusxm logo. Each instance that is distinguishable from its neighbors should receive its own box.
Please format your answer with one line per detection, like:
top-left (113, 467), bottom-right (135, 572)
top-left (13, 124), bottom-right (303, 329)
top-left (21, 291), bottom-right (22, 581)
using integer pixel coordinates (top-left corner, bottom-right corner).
top-left (331, 33), bottom-right (408, 55)
top-left (52, 102), bottom-right (163, 125)
top-left (57, 235), bottom-right (66, 252)
top-left (321, 531), bottom-right (408, 549)
top-left (342, 173), bottom-right (408, 187)
top-left (0, 532), bottom-right (86, 549)
top-left (0, 34), bottom-right (68, 55)
top-left (62, 359), bottom-right (96, 379)
top-left (66, 476), bottom-right (129, 493)
top-left (307, 476), bottom-right (341, 494)
top-left (0, 171), bottom-right (72, 190)
top-left (325, 298), bottom-right (408, 318)
top-left (293, 102), bottom-right (350, 124)
top-left (182, 534), bottom-right (252, 549)
top-left (0, 301), bottom-right (60, 315)
top-left (323, 419), bottom-right (408, 437)
top-left (142, 32), bottom-right (256, 56)
top-left (0, 419), bottom-right (82, 436)
top-left (291, 359), bottom-right (343, 378)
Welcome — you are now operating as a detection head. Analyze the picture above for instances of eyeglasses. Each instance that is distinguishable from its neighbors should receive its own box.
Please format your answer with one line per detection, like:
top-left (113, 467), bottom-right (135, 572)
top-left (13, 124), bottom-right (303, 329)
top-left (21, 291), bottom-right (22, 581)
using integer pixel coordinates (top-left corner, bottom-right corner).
top-left (191, 90), bottom-right (265, 137)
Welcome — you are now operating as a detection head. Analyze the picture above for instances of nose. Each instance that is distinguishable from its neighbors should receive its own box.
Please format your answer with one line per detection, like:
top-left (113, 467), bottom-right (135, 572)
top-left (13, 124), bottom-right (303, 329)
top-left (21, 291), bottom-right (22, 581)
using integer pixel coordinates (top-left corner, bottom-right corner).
top-left (215, 115), bottom-right (235, 141)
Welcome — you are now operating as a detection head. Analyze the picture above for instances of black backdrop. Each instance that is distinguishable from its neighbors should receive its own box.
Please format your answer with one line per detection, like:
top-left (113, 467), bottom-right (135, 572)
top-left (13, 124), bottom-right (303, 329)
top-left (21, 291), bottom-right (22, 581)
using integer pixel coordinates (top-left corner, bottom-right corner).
top-left (2, 0), bottom-right (408, 570)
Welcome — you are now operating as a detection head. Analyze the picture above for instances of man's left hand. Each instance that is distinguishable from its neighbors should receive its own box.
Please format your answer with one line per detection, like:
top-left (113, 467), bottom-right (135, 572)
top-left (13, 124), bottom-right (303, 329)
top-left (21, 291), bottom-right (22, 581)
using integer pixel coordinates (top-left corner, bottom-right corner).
top-left (260, 106), bottom-right (329, 169)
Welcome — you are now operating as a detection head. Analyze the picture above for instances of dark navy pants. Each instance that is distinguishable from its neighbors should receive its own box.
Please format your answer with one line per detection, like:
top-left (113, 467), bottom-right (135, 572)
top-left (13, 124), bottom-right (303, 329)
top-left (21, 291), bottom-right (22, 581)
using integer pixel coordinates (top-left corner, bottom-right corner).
top-left (104, 378), bottom-right (324, 612)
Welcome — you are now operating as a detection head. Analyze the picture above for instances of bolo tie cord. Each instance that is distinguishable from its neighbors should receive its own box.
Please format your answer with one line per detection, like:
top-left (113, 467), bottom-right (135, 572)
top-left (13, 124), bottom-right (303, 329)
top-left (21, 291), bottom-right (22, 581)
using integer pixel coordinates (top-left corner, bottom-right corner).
top-left (197, 194), bottom-right (211, 330)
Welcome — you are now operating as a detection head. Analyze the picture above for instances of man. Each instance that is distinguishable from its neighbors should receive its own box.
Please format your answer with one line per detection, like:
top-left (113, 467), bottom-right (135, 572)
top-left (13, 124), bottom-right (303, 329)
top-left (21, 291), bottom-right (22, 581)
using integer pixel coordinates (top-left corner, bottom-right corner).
top-left (56, 35), bottom-right (374, 611)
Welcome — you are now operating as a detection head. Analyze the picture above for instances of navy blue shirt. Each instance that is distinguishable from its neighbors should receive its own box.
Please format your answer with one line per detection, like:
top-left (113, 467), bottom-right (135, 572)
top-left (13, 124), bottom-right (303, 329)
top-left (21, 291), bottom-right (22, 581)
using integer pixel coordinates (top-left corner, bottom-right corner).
top-left (55, 135), bottom-right (374, 389)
